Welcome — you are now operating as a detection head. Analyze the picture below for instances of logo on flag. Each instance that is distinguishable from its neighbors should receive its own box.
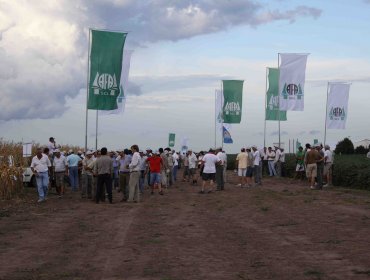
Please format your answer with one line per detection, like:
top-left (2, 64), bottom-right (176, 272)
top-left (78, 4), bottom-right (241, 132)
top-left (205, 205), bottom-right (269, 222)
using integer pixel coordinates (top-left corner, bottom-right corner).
top-left (224, 102), bottom-right (241, 115)
top-left (281, 83), bottom-right (303, 100)
top-left (329, 107), bottom-right (346, 120)
top-left (92, 72), bottom-right (119, 96)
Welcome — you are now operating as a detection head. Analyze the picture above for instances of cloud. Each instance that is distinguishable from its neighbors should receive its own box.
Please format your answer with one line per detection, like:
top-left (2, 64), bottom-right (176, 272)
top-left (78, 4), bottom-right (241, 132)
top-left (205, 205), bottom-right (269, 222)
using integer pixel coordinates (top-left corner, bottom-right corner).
top-left (269, 130), bottom-right (288, 136)
top-left (0, 0), bottom-right (322, 121)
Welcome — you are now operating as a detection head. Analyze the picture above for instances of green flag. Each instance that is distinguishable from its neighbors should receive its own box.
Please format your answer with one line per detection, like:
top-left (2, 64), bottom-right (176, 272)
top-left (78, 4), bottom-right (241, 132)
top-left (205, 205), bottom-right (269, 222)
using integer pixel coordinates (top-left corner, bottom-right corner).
top-left (314, 139), bottom-right (318, 145)
top-left (88, 30), bottom-right (127, 110)
top-left (168, 133), bottom-right (175, 147)
top-left (222, 80), bottom-right (244, 123)
top-left (266, 68), bottom-right (287, 121)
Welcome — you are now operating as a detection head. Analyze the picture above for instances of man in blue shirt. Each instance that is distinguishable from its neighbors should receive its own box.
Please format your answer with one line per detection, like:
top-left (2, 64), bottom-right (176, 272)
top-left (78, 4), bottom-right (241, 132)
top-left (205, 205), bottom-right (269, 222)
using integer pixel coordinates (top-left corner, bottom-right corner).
top-left (67, 150), bottom-right (82, 192)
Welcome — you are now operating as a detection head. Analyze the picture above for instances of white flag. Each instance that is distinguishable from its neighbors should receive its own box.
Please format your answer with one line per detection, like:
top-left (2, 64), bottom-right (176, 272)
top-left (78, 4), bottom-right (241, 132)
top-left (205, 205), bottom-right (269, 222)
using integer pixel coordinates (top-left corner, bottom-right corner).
top-left (327, 82), bottom-right (350, 129)
top-left (215, 89), bottom-right (223, 132)
top-left (279, 53), bottom-right (309, 111)
top-left (99, 50), bottom-right (133, 116)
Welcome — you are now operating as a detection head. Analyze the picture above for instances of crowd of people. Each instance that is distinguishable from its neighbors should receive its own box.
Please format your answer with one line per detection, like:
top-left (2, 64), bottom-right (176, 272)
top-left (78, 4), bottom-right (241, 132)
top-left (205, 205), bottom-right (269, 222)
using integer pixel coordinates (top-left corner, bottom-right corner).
top-left (29, 137), bottom-right (333, 203)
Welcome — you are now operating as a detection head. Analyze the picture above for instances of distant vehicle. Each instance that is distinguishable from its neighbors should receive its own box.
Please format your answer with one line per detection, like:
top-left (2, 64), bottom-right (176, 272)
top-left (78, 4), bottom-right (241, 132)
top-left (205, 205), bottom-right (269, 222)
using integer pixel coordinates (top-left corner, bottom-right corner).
top-left (0, 155), bottom-right (36, 187)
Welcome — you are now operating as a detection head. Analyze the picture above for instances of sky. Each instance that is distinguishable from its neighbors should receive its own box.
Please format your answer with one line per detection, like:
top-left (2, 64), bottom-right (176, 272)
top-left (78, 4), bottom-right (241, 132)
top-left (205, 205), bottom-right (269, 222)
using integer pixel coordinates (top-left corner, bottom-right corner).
top-left (0, 0), bottom-right (369, 153)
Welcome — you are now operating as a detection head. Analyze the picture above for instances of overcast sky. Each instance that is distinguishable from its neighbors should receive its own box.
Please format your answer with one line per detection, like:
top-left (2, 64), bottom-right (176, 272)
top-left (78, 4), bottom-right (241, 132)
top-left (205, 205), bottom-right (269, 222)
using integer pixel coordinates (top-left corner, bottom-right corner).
top-left (1, 0), bottom-right (369, 153)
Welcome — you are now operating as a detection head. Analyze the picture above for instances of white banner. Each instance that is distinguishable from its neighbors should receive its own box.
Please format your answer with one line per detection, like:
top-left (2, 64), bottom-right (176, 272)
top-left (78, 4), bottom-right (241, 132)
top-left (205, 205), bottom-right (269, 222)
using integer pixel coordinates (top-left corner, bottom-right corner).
top-left (215, 89), bottom-right (223, 132)
top-left (99, 50), bottom-right (133, 116)
top-left (279, 53), bottom-right (308, 111)
top-left (327, 82), bottom-right (350, 129)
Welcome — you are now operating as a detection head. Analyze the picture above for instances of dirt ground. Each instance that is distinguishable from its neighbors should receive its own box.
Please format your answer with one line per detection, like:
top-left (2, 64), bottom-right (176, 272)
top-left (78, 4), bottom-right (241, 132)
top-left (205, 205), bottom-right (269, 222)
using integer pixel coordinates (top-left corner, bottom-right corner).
top-left (1, 171), bottom-right (370, 280)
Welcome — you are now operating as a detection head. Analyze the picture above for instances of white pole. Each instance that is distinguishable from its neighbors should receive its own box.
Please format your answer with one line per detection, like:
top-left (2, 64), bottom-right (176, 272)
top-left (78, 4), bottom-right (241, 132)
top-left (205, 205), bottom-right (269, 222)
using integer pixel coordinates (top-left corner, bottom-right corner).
top-left (324, 82), bottom-right (330, 146)
top-left (221, 81), bottom-right (224, 150)
top-left (85, 29), bottom-right (91, 153)
top-left (264, 68), bottom-right (268, 148)
top-left (214, 90), bottom-right (217, 149)
top-left (278, 53), bottom-right (281, 148)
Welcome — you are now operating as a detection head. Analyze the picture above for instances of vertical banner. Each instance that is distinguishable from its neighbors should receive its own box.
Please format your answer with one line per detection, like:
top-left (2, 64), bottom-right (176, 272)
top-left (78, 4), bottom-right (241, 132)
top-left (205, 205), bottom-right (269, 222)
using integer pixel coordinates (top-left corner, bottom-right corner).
top-left (223, 80), bottom-right (244, 123)
top-left (279, 53), bottom-right (308, 111)
top-left (99, 50), bottom-right (133, 115)
top-left (168, 133), bottom-right (176, 147)
top-left (215, 89), bottom-right (224, 131)
top-left (327, 83), bottom-right (350, 129)
top-left (266, 68), bottom-right (287, 121)
top-left (88, 30), bottom-right (127, 110)
top-left (223, 125), bottom-right (233, 144)
top-left (314, 139), bottom-right (318, 145)
top-left (181, 137), bottom-right (189, 154)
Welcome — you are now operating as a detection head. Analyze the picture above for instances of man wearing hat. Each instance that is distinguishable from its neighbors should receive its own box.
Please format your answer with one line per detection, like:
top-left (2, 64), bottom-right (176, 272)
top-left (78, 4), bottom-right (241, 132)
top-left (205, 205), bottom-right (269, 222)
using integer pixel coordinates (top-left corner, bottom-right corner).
top-left (81, 151), bottom-right (94, 199)
top-left (52, 149), bottom-right (67, 196)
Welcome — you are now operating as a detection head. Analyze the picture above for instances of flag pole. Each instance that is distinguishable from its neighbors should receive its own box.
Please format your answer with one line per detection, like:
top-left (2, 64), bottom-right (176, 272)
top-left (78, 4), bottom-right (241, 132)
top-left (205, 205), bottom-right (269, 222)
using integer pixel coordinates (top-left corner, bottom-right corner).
top-left (95, 110), bottom-right (99, 150)
top-left (214, 90), bottom-right (217, 149)
top-left (324, 82), bottom-right (329, 146)
top-left (278, 53), bottom-right (281, 148)
top-left (221, 81), bottom-right (224, 150)
top-left (85, 28), bottom-right (91, 153)
top-left (264, 67), bottom-right (268, 148)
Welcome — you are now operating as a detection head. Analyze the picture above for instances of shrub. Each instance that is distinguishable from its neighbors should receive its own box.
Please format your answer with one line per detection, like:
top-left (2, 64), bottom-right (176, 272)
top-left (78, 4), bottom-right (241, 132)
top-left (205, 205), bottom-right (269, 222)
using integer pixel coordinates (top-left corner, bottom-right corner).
top-left (355, 145), bottom-right (369, 154)
top-left (335, 137), bottom-right (354, 154)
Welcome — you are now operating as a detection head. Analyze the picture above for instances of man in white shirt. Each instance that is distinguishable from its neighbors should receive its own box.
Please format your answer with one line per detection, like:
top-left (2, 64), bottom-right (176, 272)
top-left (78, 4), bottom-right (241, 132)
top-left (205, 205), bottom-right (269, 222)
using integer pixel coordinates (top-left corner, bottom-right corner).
top-left (128, 144), bottom-right (141, 203)
top-left (267, 147), bottom-right (277, 176)
top-left (200, 149), bottom-right (220, 194)
top-left (323, 145), bottom-right (333, 187)
top-left (274, 146), bottom-right (282, 177)
top-left (188, 149), bottom-right (198, 185)
top-left (53, 149), bottom-right (67, 196)
top-left (252, 146), bottom-right (262, 185)
top-left (172, 150), bottom-right (179, 182)
top-left (47, 137), bottom-right (57, 156)
top-left (235, 148), bottom-right (248, 187)
top-left (31, 148), bottom-right (52, 203)
top-left (215, 147), bottom-right (225, 191)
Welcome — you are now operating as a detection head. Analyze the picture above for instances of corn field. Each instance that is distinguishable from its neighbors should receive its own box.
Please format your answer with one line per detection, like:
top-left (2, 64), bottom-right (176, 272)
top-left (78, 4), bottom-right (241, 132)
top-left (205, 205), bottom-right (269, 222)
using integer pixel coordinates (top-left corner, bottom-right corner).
top-left (0, 139), bottom-right (83, 200)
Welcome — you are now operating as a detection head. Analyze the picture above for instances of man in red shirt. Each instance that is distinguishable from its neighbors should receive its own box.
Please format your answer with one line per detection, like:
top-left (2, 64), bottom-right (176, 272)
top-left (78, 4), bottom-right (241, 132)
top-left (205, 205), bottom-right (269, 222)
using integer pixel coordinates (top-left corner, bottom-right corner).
top-left (147, 150), bottom-right (164, 195)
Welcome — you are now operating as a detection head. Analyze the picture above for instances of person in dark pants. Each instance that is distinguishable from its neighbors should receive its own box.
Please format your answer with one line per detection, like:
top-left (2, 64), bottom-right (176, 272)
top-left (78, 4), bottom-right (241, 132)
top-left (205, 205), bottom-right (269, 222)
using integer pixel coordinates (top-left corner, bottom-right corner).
top-left (215, 148), bottom-right (225, 190)
top-left (315, 144), bottom-right (325, 189)
top-left (94, 147), bottom-right (113, 204)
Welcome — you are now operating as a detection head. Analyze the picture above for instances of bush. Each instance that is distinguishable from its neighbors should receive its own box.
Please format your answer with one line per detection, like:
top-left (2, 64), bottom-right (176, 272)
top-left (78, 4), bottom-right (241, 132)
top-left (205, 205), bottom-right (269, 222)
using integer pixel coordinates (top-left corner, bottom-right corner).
top-left (355, 145), bottom-right (369, 154)
top-left (335, 137), bottom-right (354, 154)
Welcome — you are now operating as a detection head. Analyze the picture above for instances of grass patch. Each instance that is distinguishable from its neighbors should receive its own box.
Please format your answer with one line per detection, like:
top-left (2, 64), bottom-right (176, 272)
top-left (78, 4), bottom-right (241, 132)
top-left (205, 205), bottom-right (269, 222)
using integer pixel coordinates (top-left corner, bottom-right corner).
top-left (304, 269), bottom-right (324, 278)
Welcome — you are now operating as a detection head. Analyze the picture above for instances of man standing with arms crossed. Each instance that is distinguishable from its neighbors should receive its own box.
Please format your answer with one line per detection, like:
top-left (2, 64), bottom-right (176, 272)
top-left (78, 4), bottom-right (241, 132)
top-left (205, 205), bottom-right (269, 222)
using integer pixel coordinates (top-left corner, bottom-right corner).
top-left (128, 145), bottom-right (141, 202)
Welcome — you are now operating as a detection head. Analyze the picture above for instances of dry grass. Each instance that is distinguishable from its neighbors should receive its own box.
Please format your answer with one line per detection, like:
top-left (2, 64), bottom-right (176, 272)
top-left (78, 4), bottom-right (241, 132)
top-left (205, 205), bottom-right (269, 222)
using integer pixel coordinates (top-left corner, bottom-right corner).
top-left (0, 139), bottom-right (83, 200)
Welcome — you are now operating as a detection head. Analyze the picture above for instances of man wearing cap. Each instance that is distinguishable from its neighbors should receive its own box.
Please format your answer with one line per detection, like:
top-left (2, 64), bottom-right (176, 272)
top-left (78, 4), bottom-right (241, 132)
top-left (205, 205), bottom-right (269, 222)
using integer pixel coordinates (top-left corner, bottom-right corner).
top-left (81, 151), bottom-right (94, 199)
top-left (53, 149), bottom-right (67, 196)
top-left (159, 148), bottom-right (169, 188)
top-left (31, 148), bottom-right (52, 203)
top-left (66, 150), bottom-right (82, 192)
top-left (323, 145), bottom-right (333, 187)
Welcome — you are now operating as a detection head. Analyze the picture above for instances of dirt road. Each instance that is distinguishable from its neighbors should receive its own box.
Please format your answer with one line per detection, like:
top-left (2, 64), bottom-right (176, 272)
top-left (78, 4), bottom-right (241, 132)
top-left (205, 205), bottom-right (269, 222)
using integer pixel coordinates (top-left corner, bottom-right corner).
top-left (1, 173), bottom-right (370, 280)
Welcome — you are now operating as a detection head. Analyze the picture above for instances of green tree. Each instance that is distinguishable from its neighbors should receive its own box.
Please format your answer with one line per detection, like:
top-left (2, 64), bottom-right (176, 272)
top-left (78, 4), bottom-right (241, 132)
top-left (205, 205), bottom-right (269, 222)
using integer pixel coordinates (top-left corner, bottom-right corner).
top-left (355, 145), bottom-right (369, 154)
top-left (335, 137), bottom-right (354, 154)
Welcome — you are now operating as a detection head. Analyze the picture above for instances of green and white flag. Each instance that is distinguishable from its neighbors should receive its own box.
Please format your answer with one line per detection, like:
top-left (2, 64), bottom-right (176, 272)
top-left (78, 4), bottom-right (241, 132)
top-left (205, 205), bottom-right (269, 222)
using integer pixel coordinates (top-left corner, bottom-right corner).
top-left (99, 50), bottom-right (133, 116)
top-left (168, 133), bottom-right (176, 147)
top-left (222, 80), bottom-right (244, 124)
top-left (327, 82), bottom-right (351, 129)
top-left (279, 53), bottom-right (308, 111)
top-left (88, 30), bottom-right (127, 110)
top-left (266, 68), bottom-right (287, 121)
